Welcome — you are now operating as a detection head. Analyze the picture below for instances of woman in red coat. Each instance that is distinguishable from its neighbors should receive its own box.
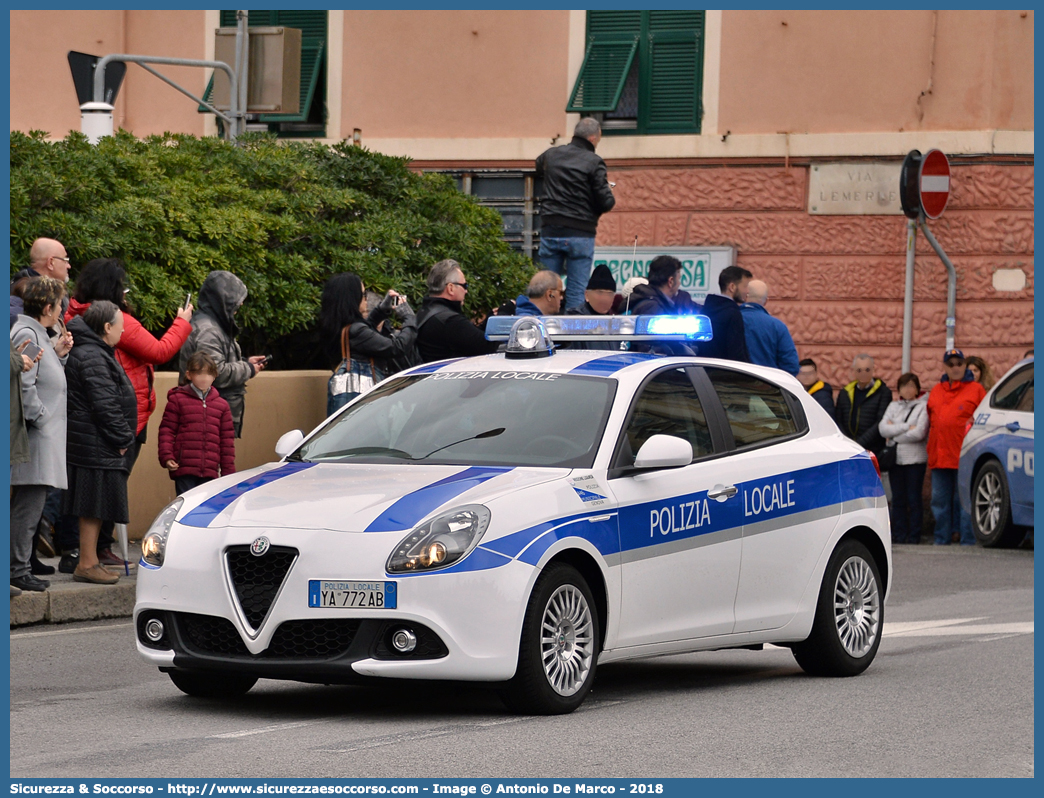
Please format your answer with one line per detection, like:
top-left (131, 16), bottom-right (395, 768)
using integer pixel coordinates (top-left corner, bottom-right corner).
top-left (63, 258), bottom-right (192, 564)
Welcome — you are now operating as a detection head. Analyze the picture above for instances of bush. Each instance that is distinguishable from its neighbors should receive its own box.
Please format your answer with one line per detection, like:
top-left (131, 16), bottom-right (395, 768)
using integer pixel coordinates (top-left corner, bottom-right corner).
top-left (10, 130), bottom-right (534, 360)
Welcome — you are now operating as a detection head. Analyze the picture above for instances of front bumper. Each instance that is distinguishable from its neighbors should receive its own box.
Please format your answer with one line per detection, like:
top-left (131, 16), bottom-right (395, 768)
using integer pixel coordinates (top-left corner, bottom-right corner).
top-left (134, 523), bottom-right (536, 682)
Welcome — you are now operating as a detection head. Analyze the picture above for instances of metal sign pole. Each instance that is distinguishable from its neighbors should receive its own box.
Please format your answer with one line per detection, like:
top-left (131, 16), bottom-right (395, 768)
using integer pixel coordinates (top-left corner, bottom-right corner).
top-left (919, 221), bottom-right (957, 352)
top-left (901, 216), bottom-right (917, 373)
top-left (235, 10), bottom-right (249, 139)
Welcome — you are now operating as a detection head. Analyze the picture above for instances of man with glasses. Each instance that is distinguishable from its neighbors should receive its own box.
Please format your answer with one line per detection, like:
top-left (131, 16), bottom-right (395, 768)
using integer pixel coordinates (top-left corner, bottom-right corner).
top-left (835, 353), bottom-right (891, 456)
top-left (11, 238), bottom-right (72, 338)
top-left (926, 348), bottom-right (987, 545)
top-left (415, 259), bottom-right (499, 363)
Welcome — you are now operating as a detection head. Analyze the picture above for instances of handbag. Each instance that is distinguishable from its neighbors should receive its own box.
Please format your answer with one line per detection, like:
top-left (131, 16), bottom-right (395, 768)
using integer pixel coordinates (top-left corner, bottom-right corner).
top-left (878, 404), bottom-right (917, 472)
top-left (328, 326), bottom-right (378, 404)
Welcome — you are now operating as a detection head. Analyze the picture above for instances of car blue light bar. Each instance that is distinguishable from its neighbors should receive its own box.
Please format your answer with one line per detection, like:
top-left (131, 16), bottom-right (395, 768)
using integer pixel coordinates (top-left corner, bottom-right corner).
top-left (485, 315), bottom-right (713, 342)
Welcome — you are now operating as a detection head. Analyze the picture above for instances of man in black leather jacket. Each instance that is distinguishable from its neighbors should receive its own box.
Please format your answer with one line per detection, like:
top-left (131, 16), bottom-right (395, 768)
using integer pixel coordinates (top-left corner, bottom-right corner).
top-left (535, 118), bottom-right (616, 312)
top-left (416, 259), bottom-right (500, 363)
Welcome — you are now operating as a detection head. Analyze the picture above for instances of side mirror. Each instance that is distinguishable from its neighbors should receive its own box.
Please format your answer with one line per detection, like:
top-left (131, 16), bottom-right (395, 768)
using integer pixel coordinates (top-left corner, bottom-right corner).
top-left (633, 434), bottom-right (693, 470)
top-left (274, 429), bottom-right (304, 458)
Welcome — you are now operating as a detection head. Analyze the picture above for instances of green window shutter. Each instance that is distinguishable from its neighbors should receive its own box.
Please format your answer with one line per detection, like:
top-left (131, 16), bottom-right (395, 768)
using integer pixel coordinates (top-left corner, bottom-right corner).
top-left (647, 10), bottom-right (703, 32)
top-left (566, 38), bottom-right (639, 113)
top-left (588, 10), bottom-right (641, 36)
top-left (644, 30), bottom-right (702, 132)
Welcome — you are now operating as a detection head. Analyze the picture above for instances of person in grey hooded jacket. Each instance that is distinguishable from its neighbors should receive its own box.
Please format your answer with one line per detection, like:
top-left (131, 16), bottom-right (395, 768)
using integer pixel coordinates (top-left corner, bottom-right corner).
top-left (178, 271), bottom-right (265, 437)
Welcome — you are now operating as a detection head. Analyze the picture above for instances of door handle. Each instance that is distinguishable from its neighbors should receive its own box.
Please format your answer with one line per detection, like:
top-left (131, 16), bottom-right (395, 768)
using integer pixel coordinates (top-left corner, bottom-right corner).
top-left (1006, 421), bottom-right (1021, 432)
top-left (708, 484), bottom-right (738, 502)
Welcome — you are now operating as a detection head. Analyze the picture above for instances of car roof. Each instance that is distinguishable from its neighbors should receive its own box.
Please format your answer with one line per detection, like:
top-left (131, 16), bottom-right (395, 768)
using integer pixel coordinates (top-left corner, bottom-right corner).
top-left (404, 350), bottom-right (809, 390)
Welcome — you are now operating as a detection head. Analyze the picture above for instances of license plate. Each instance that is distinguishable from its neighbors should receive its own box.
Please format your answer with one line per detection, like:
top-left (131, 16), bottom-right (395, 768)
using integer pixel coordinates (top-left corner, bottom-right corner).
top-left (308, 580), bottom-right (397, 609)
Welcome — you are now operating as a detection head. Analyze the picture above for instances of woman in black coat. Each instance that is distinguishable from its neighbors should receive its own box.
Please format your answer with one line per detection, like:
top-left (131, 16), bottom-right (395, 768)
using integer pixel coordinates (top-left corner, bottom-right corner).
top-left (63, 301), bottom-right (137, 585)
top-left (320, 273), bottom-right (417, 415)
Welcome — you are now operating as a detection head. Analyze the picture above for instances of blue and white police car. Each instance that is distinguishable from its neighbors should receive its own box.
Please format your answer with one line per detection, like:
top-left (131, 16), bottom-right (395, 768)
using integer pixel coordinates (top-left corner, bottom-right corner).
top-left (959, 357), bottom-right (1034, 547)
top-left (135, 315), bottom-right (891, 714)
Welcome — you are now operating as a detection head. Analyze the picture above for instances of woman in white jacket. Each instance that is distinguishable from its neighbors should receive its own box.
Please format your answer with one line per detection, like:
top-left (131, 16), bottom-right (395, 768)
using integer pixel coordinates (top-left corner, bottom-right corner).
top-left (879, 373), bottom-right (929, 544)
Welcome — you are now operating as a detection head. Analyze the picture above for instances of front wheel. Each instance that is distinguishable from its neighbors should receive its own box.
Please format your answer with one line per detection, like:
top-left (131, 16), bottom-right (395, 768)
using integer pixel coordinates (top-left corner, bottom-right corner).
top-left (500, 564), bottom-right (599, 715)
top-left (792, 540), bottom-right (883, 677)
top-left (971, 460), bottom-right (1019, 548)
top-left (167, 669), bottom-right (258, 699)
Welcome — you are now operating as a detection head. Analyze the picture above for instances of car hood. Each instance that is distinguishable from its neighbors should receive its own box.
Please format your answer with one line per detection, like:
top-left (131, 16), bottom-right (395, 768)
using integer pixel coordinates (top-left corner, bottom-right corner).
top-left (176, 461), bottom-right (567, 533)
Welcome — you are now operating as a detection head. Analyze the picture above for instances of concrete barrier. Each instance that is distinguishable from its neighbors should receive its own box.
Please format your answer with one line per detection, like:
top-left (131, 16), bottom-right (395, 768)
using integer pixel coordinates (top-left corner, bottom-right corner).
top-left (127, 370), bottom-right (331, 536)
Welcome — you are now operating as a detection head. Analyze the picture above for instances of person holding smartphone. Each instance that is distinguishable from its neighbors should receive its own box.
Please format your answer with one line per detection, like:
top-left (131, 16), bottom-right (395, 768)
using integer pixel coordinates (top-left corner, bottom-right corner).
top-left (178, 270), bottom-right (266, 437)
top-left (9, 277), bottom-right (69, 592)
top-left (62, 258), bottom-right (193, 570)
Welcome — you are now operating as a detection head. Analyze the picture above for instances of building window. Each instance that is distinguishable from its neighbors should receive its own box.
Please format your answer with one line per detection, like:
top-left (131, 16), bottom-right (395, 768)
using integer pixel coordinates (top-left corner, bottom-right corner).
top-left (567, 10), bottom-right (704, 135)
top-left (202, 10), bottom-right (327, 138)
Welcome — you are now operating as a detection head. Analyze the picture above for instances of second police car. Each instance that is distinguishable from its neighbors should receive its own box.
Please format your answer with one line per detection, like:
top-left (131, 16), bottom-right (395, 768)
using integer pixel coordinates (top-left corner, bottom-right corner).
top-left (134, 315), bottom-right (891, 714)
top-left (959, 356), bottom-right (1034, 547)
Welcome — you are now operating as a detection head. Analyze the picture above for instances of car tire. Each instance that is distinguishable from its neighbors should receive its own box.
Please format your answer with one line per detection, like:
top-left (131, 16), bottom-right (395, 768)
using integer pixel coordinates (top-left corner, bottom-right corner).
top-left (792, 539), bottom-right (883, 677)
top-left (971, 460), bottom-right (1020, 548)
top-left (168, 669), bottom-right (258, 699)
top-left (500, 564), bottom-right (599, 715)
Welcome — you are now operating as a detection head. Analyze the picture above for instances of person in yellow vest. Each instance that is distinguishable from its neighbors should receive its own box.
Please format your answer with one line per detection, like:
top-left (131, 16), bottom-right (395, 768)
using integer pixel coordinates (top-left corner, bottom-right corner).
top-left (834, 353), bottom-right (892, 455)
top-left (797, 358), bottom-right (834, 416)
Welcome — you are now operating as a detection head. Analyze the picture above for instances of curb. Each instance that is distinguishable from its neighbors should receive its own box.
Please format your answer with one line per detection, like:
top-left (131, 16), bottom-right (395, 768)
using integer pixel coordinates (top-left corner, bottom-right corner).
top-left (10, 546), bottom-right (139, 627)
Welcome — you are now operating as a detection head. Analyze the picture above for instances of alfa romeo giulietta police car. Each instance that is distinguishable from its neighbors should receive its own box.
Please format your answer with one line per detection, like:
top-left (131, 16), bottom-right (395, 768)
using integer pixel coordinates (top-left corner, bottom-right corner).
top-left (135, 315), bottom-right (891, 714)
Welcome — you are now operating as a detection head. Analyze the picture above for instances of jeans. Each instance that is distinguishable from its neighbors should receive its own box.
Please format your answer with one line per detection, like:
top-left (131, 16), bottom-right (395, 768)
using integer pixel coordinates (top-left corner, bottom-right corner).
top-left (889, 462), bottom-right (926, 543)
top-left (537, 236), bottom-right (596, 312)
top-left (175, 475), bottom-right (212, 496)
top-left (931, 468), bottom-right (974, 545)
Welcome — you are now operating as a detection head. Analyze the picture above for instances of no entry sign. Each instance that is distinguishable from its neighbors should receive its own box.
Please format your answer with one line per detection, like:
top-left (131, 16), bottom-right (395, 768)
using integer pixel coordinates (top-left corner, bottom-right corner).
top-left (919, 149), bottom-right (951, 219)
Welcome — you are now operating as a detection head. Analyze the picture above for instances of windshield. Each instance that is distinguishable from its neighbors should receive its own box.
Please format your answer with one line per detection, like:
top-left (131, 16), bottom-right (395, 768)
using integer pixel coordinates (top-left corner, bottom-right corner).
top-left (295, 371), bottom-right (617, 468)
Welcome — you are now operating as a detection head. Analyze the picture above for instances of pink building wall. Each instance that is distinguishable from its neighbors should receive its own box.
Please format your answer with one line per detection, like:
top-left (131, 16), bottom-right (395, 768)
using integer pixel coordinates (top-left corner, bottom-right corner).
top-left (718, 9), bottom-right (1034, 134)
top-left (600, 161), bottom-right (1033, 392)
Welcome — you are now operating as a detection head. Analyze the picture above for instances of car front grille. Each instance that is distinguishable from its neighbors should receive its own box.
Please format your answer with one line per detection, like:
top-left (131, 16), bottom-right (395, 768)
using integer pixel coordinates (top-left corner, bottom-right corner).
top-left (225, 545), bottom-right (298, 629)
top-left (172, 613), bottom-right (360, 660)
top-left (266, 620), bottom-right (361, 658)
top-left (179, 612), bottom-right (250, 657)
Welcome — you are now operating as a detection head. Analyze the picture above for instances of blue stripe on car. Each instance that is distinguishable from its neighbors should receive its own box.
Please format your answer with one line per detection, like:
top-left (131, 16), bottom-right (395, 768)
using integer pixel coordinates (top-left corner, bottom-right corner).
top-left (395, 455), bottom-right (882, 576)
top-left (179, 461), bottom-right (318, 528)
top-left (406, 359), bottom-right (465, 375)
top-left (364, 466), bottom-right (514, 532)
top-left (568, 352), bottom-right (660, 376)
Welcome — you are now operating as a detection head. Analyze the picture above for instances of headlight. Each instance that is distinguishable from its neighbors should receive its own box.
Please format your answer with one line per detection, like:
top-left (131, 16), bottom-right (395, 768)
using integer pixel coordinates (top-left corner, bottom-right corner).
top-left (387, 505), bottom-right (491, 574)
top-left (141, 498), bottom-right (183, 567)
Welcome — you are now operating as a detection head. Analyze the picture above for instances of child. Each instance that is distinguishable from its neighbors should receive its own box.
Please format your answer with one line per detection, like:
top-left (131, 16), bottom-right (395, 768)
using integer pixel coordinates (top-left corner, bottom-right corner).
top-left (158, 351), bottom-right (236, 495)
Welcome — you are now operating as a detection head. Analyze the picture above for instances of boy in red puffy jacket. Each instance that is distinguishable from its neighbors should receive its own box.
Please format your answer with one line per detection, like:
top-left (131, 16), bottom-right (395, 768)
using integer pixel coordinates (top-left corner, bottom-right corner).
top-left (158, 351), bottom-right (236, 495)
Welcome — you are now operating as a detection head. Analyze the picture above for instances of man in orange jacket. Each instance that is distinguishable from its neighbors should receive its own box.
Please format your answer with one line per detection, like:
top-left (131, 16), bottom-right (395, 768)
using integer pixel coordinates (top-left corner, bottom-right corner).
top-left (927, 348), bottom-right (987, 545)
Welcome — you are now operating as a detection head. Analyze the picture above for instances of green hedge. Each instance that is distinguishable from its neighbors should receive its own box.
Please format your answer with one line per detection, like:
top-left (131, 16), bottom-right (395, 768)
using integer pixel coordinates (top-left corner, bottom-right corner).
top-left (10, 130), bottom-right (534, 341)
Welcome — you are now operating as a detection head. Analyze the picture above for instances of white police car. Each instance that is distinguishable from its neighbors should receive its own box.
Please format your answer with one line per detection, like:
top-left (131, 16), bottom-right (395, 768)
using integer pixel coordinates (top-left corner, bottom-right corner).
top-left (959, 357), bottom-right (1034, 547)
top-left (135, 316), bottom-right (891, 714)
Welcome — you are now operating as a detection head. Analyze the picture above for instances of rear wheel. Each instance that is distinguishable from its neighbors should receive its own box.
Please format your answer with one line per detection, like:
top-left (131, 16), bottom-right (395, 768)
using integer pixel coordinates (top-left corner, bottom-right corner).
top-left (500, 564), bottom-right (599, 715)
top-left (167, 669), bottom-right (257, 699)
top-left (971, 461), bottom-right (1020, 548)
top-left (792, 540), bottom-right (883, 677)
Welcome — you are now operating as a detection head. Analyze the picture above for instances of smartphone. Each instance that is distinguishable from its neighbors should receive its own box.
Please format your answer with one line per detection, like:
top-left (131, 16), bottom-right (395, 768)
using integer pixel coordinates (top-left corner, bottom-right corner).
top-left (261, 354), bottom-right (273, 364)
top-left (183, 293), bottom-right (192, 310)
top-left (20, 340), bottom-right (43, 361)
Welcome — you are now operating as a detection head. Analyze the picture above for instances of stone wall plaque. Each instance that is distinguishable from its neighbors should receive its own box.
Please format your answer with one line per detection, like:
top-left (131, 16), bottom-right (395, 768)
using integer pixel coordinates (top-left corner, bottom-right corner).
top-left (808, 163), bottom-right (902, 215)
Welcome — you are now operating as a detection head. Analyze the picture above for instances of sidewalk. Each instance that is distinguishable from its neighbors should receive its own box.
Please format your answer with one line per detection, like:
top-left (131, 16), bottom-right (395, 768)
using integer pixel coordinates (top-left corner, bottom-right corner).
top-left (10, 542), bottom-right (140, 627)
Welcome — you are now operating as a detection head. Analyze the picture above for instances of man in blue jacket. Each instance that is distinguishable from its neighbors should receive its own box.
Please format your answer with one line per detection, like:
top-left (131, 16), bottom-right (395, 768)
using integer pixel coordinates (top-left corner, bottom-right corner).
top-left (740, 279), bottom-right (799, 374)
top-left (513, 271), bottom-right (565, 317)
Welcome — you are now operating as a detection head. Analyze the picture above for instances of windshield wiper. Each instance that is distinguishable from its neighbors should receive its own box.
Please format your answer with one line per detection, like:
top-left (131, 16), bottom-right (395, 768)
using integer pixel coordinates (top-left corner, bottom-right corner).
top-left (413, 428), bottom-right (506, 461)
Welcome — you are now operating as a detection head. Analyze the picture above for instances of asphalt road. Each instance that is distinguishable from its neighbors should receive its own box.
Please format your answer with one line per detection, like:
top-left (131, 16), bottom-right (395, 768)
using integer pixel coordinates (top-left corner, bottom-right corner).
top-left (9, 544), bottom-right (1033, 779)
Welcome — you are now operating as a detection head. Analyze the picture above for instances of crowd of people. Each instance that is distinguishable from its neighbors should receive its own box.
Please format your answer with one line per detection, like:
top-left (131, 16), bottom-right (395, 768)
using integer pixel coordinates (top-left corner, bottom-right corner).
top-left (9, 223), bottom-right (1020, 596)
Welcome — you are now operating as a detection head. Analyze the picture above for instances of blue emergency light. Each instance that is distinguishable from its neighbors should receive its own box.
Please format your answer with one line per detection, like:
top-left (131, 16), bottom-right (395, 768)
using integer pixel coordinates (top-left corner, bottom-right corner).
top-left (486, 314), bottom-right (713, 343)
